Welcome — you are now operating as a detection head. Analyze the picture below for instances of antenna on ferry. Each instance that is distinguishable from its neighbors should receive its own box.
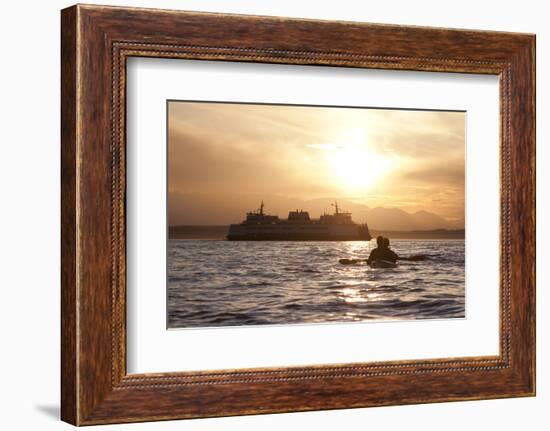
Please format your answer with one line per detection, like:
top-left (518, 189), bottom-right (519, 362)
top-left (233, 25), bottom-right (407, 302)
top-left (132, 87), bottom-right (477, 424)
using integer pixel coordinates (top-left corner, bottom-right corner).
top-left (331, 201), bottom-right (339, 215)
top-left (260, 200), bottom-right (264, 215)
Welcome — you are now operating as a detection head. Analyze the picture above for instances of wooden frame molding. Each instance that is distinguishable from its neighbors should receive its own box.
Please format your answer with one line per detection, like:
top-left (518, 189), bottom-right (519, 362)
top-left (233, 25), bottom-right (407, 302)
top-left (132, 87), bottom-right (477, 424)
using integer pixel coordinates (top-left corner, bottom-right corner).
top-left (61, 4), bottom-right (535, 425)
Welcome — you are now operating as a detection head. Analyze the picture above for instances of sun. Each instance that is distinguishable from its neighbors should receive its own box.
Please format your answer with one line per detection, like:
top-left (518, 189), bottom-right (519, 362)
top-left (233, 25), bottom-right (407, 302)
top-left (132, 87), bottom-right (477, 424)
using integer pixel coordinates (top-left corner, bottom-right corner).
top-left (329, 130), bottom-right (390, 191)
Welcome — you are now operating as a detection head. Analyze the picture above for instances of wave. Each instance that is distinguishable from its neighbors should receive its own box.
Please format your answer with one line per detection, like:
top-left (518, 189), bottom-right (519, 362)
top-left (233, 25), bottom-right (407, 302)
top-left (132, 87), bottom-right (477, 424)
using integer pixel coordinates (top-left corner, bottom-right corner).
top-left (167, 239), bottom-right (465, 328)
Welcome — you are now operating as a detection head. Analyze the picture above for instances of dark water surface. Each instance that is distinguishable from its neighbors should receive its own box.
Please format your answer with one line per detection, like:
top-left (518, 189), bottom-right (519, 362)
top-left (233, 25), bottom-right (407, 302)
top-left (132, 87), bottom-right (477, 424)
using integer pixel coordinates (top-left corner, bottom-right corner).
top-left (167, 240), bottom-right (465, 328)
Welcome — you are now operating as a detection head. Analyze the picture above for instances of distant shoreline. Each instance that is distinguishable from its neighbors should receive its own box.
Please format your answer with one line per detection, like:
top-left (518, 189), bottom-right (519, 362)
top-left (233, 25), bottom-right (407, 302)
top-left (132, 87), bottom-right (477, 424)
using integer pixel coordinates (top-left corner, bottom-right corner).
top-left (169, 225), bottom-right (465, 240)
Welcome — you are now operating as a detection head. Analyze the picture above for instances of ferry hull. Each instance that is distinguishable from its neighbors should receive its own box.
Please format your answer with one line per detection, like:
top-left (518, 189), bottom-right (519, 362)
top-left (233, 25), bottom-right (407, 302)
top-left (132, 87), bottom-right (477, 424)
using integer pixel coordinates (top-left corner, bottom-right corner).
top-left (227, 225), bottom-right (371, 241)
top-left (227, 235), bottom-right (371, 241)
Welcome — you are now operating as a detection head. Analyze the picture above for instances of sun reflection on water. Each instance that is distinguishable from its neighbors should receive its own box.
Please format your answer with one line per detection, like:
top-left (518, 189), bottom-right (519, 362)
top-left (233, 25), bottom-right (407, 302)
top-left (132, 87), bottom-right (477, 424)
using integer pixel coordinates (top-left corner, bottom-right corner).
top-left (343, 241), bottom-right (372, 256)
top-left (338, 286), bottom-right (366, 303)
top-left (337, 283), bottom-right (389, 304)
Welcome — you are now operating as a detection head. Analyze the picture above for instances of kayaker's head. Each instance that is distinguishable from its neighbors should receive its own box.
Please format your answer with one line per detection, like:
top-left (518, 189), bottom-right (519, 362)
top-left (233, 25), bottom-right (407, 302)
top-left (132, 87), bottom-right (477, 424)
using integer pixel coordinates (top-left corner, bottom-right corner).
top-left (384, 238), bottom-right (390, 248)
top-left (376, 236), bottom-right (384, 247)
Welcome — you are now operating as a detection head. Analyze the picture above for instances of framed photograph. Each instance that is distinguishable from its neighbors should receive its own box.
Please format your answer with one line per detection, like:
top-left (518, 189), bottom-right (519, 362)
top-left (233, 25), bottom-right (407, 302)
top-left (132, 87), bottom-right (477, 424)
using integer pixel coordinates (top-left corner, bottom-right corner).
top-left (61, 4), bottom-right (535, 425)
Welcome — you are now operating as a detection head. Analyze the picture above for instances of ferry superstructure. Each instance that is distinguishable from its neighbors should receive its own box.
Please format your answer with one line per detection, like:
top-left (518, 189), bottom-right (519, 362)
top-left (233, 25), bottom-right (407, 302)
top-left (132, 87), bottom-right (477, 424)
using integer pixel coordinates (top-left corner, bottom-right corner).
top-left (227, 202), bottom-right (371, 241)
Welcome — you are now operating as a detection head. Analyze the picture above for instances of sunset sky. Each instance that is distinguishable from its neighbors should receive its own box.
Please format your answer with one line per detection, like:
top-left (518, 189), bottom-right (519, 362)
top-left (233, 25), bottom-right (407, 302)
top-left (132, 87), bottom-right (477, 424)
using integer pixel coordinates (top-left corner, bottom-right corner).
top-left (168, 101), bottom-right (465, 229)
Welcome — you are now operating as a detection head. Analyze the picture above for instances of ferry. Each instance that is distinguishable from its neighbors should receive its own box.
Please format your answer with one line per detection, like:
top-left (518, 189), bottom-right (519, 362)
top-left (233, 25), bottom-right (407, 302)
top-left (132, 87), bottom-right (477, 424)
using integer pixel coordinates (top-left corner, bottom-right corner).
top-left (227, 201), bottom-right (371, 241)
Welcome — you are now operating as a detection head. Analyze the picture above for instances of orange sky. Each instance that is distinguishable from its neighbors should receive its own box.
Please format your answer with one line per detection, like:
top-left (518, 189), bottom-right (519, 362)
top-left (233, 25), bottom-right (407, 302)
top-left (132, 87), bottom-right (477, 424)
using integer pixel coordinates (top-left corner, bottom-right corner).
top-left (168, 101), bottom-right (465, 228)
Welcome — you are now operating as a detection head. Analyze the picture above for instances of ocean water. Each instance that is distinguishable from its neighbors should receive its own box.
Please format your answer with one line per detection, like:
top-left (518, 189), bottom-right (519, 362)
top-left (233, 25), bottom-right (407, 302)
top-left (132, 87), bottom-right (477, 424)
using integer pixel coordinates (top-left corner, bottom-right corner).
top-left (167, 239), bottom-right (465, 328)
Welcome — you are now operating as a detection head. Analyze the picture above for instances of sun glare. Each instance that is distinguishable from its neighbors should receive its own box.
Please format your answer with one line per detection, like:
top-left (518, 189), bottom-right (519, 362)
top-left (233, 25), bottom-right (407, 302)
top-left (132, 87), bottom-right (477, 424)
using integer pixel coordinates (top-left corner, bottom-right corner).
top-left (328, 130), bottom-right (391, 192)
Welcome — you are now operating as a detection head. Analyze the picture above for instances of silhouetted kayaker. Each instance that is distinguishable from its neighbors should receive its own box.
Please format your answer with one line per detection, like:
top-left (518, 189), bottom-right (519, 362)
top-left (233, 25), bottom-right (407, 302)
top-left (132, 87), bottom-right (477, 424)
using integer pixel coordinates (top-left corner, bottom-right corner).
top-left (367, 236), bottom-right (399, 265)
top-left (367, 236), bottom-right (384, 264)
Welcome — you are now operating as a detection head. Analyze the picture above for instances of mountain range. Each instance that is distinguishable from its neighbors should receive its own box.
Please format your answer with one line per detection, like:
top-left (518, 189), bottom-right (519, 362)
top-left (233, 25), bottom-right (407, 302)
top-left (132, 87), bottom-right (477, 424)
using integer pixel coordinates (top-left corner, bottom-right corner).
top-left (169, 194), bottom-right (464, 231)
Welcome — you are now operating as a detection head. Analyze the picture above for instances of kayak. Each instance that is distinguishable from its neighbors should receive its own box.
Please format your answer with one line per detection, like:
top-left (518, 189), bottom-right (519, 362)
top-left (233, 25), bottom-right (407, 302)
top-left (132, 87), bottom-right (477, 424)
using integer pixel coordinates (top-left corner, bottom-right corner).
top-left (369, 259), bottom-right (397, 268)
top-left (338, 258), bottom-right (397, 268)
top-left (339, 258), bottom-right (366, 265)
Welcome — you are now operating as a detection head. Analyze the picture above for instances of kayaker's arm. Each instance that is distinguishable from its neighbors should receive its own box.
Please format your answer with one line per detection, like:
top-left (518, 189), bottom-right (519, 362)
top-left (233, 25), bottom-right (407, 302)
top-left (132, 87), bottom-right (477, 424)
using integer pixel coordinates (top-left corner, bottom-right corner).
top-left (388, 249), bottom-right (399, 262)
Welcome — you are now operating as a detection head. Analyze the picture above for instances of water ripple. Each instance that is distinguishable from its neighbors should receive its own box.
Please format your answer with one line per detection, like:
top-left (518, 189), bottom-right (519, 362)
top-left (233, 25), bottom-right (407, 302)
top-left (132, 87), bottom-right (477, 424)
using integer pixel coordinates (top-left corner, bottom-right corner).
top-left (167, 239), bottom-right (465, 328)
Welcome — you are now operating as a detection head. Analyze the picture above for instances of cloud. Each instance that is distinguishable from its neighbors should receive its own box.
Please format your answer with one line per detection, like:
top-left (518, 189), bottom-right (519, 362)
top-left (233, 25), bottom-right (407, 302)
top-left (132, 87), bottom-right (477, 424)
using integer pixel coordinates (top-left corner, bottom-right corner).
top-left (306, 143), bottom-right (343, 150)
top-left (168, 102), bottom-right (465, 224)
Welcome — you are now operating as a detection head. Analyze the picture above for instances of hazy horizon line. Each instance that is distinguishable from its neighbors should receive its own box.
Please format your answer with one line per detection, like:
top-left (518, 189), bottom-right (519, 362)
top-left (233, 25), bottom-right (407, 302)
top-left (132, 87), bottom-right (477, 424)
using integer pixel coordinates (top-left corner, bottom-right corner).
top-left (168, 224), bottom-right (465, 231)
